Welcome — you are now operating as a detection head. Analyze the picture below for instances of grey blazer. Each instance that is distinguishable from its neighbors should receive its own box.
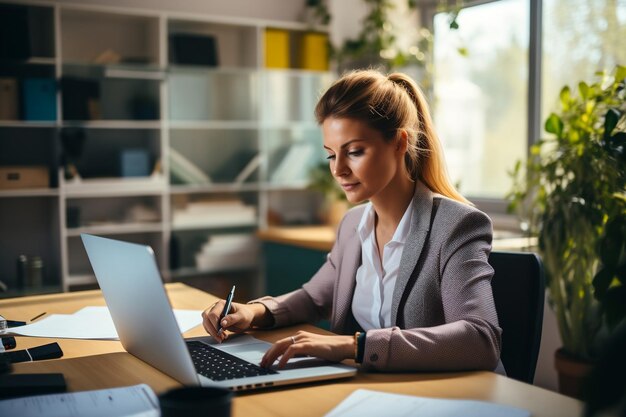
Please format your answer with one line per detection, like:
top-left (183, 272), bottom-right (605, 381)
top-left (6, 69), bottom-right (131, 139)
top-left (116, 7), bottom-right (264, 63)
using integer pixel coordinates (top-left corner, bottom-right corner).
top-left (254, 181), bottom-right (503, 372)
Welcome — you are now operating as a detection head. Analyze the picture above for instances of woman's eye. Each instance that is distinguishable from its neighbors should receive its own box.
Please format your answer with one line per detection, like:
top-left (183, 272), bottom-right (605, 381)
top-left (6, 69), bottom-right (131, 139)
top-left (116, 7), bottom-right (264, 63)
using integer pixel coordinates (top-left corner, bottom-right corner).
top-left (348, 150), bottom-right (363, 157)
top-left (326, 154), bottom-right (336, 160)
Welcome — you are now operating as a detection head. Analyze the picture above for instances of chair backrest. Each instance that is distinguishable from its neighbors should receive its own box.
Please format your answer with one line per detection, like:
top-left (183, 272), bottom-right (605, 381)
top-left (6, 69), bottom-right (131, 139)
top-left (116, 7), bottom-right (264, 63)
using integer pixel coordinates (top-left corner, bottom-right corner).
top-left (489, 251), bottom-right (545, 384)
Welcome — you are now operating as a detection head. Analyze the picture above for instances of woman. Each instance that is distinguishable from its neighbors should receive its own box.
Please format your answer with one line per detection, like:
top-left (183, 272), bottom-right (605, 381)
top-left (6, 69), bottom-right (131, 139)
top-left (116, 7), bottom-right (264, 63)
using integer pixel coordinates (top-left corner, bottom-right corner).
top-left (203, 69), bottom-right (503, 373)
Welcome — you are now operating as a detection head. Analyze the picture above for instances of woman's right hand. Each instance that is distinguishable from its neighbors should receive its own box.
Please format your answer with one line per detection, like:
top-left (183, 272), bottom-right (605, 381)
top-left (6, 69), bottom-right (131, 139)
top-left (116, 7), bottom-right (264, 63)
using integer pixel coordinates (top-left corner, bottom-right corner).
top-left (202, 301), bottom-right (258, 343)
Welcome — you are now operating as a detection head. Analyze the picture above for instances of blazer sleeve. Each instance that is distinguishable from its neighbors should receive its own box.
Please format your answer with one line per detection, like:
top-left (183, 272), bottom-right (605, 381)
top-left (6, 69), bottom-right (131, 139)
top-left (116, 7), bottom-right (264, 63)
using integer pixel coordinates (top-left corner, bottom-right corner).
top-left (248, 217), bottom-right (348, 328)
top-left (361, 209), bottom-right (502, 371)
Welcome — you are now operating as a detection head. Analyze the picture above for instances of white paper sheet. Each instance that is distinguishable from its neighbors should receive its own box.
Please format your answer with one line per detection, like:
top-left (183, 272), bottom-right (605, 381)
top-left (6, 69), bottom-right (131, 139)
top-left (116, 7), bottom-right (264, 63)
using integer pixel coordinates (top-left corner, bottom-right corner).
top-left (0, 383), bottom-right (159, 417)
top-left (324, 389), bottom-right (530, 417)
top-left (6, 306), bottom-right (203, 340)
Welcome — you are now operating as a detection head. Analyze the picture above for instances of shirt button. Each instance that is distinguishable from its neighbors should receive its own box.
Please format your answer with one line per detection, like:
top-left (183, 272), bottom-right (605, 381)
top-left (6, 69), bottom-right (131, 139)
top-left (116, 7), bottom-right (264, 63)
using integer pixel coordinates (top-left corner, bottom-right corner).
top-left (370, 353), bottom-right (378, 362)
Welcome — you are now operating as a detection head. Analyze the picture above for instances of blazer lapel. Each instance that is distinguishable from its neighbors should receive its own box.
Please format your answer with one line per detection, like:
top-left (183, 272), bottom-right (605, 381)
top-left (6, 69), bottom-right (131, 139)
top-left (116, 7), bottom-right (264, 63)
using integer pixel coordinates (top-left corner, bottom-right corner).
top-left (390, 181), bottom-right (434, 325)
top-left (332, 222), bottom-right (362, 331)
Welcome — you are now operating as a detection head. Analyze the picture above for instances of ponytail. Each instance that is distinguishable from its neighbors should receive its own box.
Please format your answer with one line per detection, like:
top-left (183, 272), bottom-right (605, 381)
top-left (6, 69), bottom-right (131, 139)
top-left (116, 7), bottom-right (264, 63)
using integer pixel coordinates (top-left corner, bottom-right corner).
top-left (386, 73), bottom-right (470, 205)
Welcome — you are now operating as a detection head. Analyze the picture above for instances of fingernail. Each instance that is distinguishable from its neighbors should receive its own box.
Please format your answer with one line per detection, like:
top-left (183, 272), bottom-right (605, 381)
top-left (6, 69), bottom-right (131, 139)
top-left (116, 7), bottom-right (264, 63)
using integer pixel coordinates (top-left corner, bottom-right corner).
top-left (221, 319), bottom-right (227, 326)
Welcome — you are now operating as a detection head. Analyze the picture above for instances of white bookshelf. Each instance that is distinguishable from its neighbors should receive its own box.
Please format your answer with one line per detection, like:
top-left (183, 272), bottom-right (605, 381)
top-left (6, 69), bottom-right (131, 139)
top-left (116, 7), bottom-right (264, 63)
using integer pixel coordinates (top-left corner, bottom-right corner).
top-left (0, 0), bottom-right (333, 297)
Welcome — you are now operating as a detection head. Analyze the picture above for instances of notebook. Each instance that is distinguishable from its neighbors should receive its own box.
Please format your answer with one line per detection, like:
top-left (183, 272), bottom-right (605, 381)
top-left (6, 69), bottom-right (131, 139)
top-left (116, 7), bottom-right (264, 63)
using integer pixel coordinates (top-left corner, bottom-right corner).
top-left (81, 233), bottom-right (356, 391)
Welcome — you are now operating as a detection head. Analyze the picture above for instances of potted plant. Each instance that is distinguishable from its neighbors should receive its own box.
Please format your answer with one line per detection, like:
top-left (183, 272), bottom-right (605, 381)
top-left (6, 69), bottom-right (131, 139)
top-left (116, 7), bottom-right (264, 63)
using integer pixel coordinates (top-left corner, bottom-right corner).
top-left (508, 66), bottom-right (626, 398)
top-left (308, 162), bottom-right (350, 226)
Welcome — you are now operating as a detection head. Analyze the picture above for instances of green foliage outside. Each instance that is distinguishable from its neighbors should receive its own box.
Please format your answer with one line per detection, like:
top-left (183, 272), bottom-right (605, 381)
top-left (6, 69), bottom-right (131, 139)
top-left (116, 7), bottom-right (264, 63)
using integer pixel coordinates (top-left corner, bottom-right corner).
top-left (508, 66), bottom-right (626, 360)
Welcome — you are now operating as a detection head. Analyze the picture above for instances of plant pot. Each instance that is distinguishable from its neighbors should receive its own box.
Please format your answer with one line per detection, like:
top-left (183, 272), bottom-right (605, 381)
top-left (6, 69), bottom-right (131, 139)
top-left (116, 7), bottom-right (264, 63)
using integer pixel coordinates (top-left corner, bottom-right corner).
top-left (554, 347), bottom-right (594, 400)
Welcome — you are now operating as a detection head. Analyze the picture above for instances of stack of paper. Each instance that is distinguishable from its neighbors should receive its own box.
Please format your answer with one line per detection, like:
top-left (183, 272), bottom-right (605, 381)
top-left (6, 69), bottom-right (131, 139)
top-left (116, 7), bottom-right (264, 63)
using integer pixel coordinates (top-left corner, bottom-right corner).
top-left (195, 233), bottom-right (259, 271)
top-left (172, 199), bottom-right (257, 229)
top-left (6, 306), bottom-right (203, 340)
top-left (0, 384), bottom-right (159, 417)
top-left (324, 390), bottom-right (530, 417)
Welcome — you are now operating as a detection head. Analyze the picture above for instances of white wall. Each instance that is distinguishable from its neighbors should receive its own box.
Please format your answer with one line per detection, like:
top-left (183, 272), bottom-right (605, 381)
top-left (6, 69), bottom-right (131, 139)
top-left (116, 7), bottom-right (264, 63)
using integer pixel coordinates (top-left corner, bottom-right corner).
top-left (34, 0), bottom-right (309, 22)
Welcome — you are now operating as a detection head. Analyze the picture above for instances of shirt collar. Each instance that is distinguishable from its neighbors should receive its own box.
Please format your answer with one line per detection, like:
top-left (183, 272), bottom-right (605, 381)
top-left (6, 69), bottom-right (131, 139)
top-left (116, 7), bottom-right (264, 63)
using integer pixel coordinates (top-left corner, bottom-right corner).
top-left (356, 188), bottom-right (416, 246)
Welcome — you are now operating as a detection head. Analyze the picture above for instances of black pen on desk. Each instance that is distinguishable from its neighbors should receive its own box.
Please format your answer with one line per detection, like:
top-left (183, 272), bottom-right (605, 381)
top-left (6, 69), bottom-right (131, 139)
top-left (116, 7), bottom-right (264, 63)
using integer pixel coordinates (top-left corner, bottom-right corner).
top-left (217, 285), bottom-right (236, 335)
top-left (30, 312), bottom-right (46, 322)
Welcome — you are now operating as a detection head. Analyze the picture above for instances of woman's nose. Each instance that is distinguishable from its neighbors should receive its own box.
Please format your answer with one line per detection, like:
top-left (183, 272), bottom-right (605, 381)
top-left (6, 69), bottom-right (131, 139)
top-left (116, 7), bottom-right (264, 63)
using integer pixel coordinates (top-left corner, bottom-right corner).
top-left (333, 156), bottom-right (348, 177)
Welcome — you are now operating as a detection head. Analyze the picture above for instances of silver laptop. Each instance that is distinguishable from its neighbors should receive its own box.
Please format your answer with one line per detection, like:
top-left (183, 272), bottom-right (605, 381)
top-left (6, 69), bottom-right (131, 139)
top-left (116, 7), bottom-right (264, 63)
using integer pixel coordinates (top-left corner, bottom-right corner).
top-left (81, 233), bottom-right (356, 391)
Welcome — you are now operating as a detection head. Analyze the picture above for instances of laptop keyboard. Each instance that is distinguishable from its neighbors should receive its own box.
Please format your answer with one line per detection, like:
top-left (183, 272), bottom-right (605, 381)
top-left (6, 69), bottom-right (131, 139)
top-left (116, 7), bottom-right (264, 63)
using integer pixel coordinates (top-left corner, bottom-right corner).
top-left (186, 341), bottom-right (278, 381)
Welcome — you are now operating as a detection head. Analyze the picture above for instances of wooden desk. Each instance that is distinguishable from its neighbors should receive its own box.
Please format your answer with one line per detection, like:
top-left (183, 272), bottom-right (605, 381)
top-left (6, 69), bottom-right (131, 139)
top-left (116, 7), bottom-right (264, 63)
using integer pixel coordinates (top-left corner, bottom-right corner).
top-left (2, 283), bottom-right (581, 417)
top-left (257, 226), bottom-right (538, 253)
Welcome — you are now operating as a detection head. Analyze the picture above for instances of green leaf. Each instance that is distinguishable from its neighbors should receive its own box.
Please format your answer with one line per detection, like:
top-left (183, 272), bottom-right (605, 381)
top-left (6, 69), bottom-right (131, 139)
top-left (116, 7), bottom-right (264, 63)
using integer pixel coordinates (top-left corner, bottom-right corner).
top-left (604, 109), bottom-right (620, 139)
top-left (579, 81), bottom-right (590, 100)
top-left (593, 268), bottom-right (614, 299)
top-left (545, 113), bottom-right (564, 136)
top-left (616, 65), bottom-right (626, 83)
top-left (559, 86), bottom-right (571, 110)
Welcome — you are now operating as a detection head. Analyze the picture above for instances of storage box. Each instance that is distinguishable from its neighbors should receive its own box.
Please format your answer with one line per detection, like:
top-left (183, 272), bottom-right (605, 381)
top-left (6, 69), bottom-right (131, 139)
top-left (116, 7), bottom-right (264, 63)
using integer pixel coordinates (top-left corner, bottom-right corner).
top-left (120, 149), bottom-right (151, 177)
top-left (0, 78), bottom-right (19, 120)
top-left (0, 166), bottom-right (49, 189)
top-left (61, 77), bottom-right (100, 120)
top-left (298, 32), bottom-right (329, 71)
top-left (169, 33), bottom-right (218, 67)
top-left (264, 28), bottom-right (290, 69)
top-left (22, 78), bottom-right (57, 121)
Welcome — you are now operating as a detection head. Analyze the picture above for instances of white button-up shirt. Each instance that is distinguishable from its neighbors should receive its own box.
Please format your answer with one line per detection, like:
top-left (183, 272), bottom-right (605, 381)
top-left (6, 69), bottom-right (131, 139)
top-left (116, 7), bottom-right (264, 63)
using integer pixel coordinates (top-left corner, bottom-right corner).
top-left (351, 199), bottom-right (414, 330)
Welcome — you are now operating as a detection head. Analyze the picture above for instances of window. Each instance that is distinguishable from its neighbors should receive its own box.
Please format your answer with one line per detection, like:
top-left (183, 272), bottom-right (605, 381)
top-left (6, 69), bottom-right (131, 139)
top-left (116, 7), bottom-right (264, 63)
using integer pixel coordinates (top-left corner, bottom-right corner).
top-left (542, 0), bottom-right (626, 123)
top-left (430, 0), bottom-right (626, 205)
top-left (432, 0), bottom-right (529, 199)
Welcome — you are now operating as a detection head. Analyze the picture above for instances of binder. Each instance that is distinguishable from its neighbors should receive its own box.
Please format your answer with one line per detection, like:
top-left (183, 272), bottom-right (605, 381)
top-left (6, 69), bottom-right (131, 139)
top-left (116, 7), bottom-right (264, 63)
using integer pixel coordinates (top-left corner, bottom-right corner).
top-left (264, 28), bottom-right (290, 69)
top-left (298, 32), bottom-right (329, 71)
top-left (22, 78), bottom-right (57, 121)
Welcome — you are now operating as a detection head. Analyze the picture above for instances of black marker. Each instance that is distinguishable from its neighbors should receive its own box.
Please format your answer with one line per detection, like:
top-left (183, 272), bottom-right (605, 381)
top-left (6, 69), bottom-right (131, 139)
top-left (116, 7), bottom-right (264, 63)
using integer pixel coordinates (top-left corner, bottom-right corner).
top-left (217, 285), bottom-right (236, 335)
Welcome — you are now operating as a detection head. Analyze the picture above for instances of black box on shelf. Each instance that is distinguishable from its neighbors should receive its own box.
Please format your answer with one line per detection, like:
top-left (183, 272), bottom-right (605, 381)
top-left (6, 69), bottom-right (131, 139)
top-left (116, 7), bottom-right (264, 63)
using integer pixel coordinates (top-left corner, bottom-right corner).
top-left (169, 33), bottom-right (218, 67)
top-left (0, 5), bottom-right (31, 61)
top-left (61, 77), bottom-right (100, 120)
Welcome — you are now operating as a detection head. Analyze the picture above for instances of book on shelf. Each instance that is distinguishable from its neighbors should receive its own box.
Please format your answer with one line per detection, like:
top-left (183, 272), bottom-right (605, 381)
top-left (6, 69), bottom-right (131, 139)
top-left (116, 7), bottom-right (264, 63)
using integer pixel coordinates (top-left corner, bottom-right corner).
top-left (234, 153), bottom-right (261, 184)
top-left (270, 142), bottom-right (316, 184)
top-left (169, 147), bottom-right (212, 185)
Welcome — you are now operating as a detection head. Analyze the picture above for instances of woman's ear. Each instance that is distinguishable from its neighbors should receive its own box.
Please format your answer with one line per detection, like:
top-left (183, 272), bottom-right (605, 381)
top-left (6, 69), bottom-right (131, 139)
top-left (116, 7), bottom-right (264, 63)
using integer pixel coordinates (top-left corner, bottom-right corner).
top-left (396, 130), bottom-right (409, 154)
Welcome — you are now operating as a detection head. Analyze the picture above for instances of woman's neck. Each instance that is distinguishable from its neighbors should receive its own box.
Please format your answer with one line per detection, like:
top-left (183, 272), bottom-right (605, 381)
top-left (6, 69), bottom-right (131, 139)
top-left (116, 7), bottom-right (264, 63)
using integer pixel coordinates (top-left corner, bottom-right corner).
top-left (370, 175), bottom-right (415, 232)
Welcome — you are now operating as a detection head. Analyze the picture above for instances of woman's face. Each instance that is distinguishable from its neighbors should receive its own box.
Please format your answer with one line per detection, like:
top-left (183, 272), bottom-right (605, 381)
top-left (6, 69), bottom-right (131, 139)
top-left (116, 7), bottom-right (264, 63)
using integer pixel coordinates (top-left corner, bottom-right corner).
top-left (322, 117), bottom-right (405, 204)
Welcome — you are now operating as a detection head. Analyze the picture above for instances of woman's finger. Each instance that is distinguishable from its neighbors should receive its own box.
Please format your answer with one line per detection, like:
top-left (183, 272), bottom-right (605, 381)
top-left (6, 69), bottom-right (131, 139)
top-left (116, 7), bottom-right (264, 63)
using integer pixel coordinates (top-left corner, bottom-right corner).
top-left (260, 337), bottom-right (292, 368)
top-left (277, 343), bottom-right (307, 369)
top-left (202, 301), bottom-right (226, 341)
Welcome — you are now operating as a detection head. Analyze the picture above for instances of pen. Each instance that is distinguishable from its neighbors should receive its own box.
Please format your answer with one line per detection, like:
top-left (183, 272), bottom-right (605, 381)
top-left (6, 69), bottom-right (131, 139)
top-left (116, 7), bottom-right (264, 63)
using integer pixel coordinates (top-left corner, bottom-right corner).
top-left (30, 312), bottom-right (46, 322)
top-left (217, 285), bottom-right (236, 335)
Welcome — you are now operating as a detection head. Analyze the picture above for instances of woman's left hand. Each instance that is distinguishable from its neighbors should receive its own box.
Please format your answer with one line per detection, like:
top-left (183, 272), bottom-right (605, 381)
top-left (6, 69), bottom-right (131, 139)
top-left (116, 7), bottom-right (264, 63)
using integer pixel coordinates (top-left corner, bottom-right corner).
top-left (260, 330), bottom-right (354, 369)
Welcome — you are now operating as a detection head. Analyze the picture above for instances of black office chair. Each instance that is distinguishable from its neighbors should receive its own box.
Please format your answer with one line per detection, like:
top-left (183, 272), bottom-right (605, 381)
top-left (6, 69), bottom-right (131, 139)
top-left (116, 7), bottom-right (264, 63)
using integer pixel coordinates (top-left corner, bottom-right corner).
top-left (489, 251), bottom-right (545, 384)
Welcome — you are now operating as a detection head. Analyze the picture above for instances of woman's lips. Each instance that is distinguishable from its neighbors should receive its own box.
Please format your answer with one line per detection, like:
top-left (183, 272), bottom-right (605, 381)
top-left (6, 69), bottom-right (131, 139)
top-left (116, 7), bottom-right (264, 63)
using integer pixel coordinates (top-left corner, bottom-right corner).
top-left (340, 182), bottom-right (359, 191)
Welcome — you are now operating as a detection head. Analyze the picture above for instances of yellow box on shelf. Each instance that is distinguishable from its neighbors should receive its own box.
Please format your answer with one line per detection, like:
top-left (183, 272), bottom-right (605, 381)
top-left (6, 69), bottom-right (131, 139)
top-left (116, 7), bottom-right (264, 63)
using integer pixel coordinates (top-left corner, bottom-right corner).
top-left (264, 28), bottom-right (290, 69)
top-left (298, 32), bottom-right (329, 71)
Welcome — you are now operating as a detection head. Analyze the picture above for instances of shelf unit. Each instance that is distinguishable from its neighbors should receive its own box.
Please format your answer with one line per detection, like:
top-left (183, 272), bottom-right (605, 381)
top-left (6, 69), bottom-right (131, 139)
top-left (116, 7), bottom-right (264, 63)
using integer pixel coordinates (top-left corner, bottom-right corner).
top-left (0, 1), bottom-right (333, 297)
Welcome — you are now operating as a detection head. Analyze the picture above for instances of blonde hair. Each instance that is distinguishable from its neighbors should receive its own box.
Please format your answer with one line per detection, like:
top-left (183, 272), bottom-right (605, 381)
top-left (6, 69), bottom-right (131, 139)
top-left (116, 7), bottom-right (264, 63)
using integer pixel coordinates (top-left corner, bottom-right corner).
top-left (315, 69), bottom-right (470, 205)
